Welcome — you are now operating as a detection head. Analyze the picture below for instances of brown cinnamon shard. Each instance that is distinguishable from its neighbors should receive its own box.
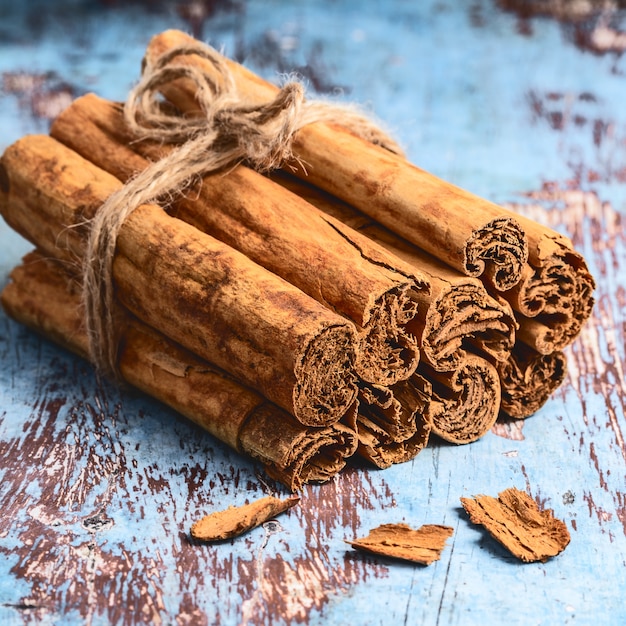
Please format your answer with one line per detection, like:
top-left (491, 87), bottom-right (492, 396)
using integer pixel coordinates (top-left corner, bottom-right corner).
top-left (460, 487), bottom-right (571, 562)
top-left (346, 523), bottom-right (454, 565)
top-left (190, 495), bottom-right (300, 542)
top-left (497, 345), bottom-right (567, 419)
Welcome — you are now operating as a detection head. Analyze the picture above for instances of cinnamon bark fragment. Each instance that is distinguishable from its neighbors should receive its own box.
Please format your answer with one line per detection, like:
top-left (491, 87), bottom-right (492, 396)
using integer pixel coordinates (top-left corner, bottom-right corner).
top-left (346, 523), bottom-right (454, 565)
top-left (497, 345), bottom-right (567, 419)
top-left (51, 93), bottom-right (428, 386)
top-left (1, 252), bottom-right (359, 490)
top-left (425, 355), bottom-right (501, 444)
top-left (460, 487), bottom-right (571, 562)
top-left (190, 495), bottom-right (300, 542)
top-left (144, 29), bottom-right (529, 291)
top-left (0, 135), bottom-right (359, 427)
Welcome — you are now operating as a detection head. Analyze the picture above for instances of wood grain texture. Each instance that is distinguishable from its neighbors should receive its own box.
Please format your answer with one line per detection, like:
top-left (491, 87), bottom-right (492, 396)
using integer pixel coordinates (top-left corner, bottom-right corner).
top-left (1, 1), bottom-right (625, 625)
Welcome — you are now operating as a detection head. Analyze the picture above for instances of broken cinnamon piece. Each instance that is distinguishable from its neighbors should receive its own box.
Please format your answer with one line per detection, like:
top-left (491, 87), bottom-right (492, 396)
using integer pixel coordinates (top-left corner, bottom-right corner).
top-left (144, 29), bottom-right (529, 291)
top-left (1, 252), bottom-right (358, 490)
top-left (460, 487), bottom-right (571, 562)
top-left (51, 92), bottom-right (428, 387)
top-left (346, 523), bottom-right (454, 565)
top-left (497, 344), bottom-right (567, 419)
top-left (190, 495), bottom-right (300, 542)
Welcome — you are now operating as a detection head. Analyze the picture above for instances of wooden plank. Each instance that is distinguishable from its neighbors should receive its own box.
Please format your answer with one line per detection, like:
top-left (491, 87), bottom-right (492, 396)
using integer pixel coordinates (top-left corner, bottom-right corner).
top-left (1, 1), bottom-right (625, 624)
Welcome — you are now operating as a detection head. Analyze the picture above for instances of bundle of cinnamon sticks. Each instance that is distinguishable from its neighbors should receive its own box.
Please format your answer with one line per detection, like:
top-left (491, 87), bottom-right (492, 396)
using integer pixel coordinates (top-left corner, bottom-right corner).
top-left (0, 30), bottom-right (594, 490)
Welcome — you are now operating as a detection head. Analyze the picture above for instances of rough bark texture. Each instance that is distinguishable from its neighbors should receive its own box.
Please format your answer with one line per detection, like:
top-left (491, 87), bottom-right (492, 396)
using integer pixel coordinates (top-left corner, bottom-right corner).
top-left (0, 135), bottom-right (359, 426)
top-left (51, 93), bottom-right (428, 386)
top-left (497, 345), bottom-right (567, 419)
top-left (424, 355), bottom-right (501, 444)
top-left (144, 29), bottom-right (529, 291)
top-left (1, 252), bottom-right (358, 490)
top-left (356, 376), bottom-right (432, 468)
top-left (346, 523), bottom-right (454, 565)
top-left (460, 487), bottom-right (571, 562)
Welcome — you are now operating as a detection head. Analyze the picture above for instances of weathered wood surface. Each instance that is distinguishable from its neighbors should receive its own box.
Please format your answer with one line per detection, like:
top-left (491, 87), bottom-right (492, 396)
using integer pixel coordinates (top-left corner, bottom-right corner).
top-left (1, 1), bottom-right (625, 624)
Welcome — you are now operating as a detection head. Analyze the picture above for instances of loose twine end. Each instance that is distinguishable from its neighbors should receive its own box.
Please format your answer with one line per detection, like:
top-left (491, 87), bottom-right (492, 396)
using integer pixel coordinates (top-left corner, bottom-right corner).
top-left (83, 38), bottom-right (404, 378)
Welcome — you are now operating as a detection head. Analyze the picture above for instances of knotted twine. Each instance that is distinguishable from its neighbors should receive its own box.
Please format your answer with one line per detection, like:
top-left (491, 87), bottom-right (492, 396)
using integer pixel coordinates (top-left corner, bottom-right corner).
top-left (84, 39), bottom-right (404, 378)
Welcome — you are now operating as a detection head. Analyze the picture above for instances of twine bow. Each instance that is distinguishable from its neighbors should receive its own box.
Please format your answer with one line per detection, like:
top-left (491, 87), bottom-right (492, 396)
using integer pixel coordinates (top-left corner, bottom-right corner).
top-left (83, 39), bottom-right (403, 377)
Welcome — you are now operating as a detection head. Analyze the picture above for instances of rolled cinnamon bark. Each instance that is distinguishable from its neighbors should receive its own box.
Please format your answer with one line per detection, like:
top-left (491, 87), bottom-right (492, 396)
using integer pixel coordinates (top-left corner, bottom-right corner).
top-left (502, 214), bottom-right (595, 353)
top-left (357, 376), bottom-right (432, 468)
top-left (423, 356), bottom-right (501, 444)
top-left (270, 176), bottom-right (509, 438)
top-left (50, 93), bottom-right (428, 386)
top-left (0, 135), bottom-right (359, 427)
top-left (496, 345), bottom-right (567, 419)
top-left (143, 29), bottom-right (529, 291)
top-left (1, 252), bottom-right (358, 490)
top-left (272, 173), bottom-right (517, 372)
top-left (272, 176), bottom-right (569, 422)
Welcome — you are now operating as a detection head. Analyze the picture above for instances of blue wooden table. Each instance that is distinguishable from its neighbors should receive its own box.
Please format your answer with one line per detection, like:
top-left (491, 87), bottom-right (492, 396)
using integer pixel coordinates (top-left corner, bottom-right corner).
top-left (1, 1), bottom-right (625, 624)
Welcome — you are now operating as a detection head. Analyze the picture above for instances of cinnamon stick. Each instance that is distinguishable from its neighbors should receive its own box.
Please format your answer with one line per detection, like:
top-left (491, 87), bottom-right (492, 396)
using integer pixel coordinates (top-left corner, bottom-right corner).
top-left (50, 93), bottom-right (429, 386)
top-left (1, 252), bottom-right (358, 490)
top-left (356, 377), bottom-right (432, 468)
top-left (144, 29), bottom-right (529, 292)
top-left (0, 135), bottom-right (359, 427)
top-left (502, 216), bottom-right (595, 353)
top-left (273, 173), bottom-right (517, 372)
top-left (424, 355), bottom-right (501, 444)
top-left (496, 345), bottom-right (567, 419)
top-left (266, 176), bottom-right (505, 443)
top-left (292, 176), bottom-right (568, 419)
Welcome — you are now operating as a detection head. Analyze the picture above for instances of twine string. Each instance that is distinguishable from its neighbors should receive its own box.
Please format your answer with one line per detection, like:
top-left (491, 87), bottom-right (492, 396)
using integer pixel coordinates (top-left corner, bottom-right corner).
top-left (83, 39), bottom-right (403, 377)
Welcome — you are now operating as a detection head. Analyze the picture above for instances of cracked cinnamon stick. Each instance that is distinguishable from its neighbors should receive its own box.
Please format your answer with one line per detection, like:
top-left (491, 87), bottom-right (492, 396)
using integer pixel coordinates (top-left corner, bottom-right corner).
top-left (460, 487), bottom-right (571, 562)
top-left (144, 29), bottom-right (529, 291)
top-left (273, 173), bottom-right (517, 372)
top-left (346, 523), bottom-right (454, 565)
top-left (1, 252), bottom-right (358, 490)
top-left (50, 93), bottom-right (428, 387)
top-left (424, 355), bottom-right (501, 444)
top-left (269, 176), bottom-right (506, 442)
top-left (0, 135), bottom-right (359, 427)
